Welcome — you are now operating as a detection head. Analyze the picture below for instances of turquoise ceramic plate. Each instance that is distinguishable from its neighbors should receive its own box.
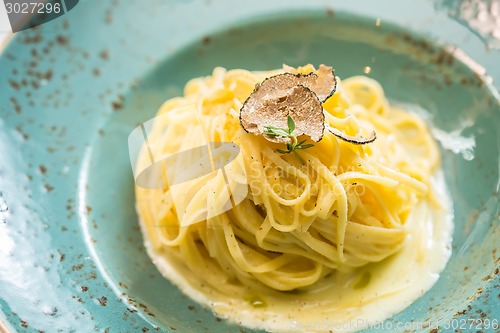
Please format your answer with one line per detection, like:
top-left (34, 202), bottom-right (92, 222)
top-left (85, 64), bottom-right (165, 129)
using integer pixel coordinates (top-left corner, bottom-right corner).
top-left (0, 0), bottom-right (499, 332)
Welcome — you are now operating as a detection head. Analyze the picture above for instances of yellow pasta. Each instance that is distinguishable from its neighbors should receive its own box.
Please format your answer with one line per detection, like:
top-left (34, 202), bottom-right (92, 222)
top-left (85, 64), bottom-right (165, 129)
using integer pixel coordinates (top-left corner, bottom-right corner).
top-left (134, 66), bottom-right (451, 333)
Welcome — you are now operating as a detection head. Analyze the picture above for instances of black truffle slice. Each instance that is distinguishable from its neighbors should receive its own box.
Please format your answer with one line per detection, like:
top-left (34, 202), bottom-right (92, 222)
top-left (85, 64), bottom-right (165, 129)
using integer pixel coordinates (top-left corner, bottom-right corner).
top-left (298, 64), bottom-right (337, 102)
top-left (326, 125), bottom-right (377, 145)
top-left (240, 64), bottom-right (337, 143)
top-left (281, 64), bottom-right (337, 102)
top-left (240, 81), bottom-right (325, 142)
top-left (262, 85), bottom-right (325, 142)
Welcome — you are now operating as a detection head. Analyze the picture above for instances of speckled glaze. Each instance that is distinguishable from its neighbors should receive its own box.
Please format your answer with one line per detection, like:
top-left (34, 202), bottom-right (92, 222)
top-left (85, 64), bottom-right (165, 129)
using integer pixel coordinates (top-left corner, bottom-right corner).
top-left (0, 1), bottom-right (499, 332)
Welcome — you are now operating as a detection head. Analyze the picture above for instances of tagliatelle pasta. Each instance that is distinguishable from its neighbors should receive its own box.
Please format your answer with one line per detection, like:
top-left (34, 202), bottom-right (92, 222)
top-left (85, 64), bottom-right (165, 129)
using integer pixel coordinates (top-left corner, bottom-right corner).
top-left (134, 65), bottom-right (452, 333)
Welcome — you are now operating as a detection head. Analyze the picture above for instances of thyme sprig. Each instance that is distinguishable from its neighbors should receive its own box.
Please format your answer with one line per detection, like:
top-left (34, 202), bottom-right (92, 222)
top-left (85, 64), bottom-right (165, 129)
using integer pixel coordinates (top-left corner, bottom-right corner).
top-left (263, 116), bottom-right (314, 158)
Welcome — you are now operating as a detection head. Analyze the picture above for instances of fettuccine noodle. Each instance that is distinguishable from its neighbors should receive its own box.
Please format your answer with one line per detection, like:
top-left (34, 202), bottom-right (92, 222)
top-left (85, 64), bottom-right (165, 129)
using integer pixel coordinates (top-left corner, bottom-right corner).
top-left (134, 65), bottom-right (451, 333)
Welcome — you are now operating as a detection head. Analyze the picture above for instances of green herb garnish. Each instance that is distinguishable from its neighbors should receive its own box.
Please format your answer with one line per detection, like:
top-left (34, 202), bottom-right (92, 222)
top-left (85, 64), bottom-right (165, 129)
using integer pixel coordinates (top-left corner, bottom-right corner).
top-left (263, 116), bottom-right (314, 159)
